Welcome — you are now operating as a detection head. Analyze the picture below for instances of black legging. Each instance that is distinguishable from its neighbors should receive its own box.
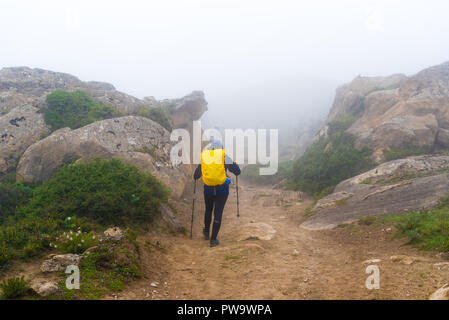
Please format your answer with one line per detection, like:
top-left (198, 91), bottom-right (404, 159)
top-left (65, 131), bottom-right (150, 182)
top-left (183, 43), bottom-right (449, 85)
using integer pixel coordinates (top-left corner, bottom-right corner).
top-left (204, 194), bottom-right (228, 240)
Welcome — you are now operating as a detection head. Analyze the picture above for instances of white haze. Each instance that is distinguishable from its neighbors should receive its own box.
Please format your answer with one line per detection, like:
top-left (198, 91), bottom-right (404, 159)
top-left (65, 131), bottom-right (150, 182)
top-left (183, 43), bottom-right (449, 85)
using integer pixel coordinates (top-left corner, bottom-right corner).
top-left (1, 0), bottom-right (449, 131)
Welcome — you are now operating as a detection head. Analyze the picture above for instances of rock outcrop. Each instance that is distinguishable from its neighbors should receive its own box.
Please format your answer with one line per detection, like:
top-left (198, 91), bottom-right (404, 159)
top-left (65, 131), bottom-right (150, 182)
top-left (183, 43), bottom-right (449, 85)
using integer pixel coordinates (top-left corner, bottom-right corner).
top-left (301, 155), bottom-right (449, 230)
top-left (0, 66), bottom-right (208, 119)
top-left (0, 104), bottom-right (49, 176)
top-left (16, 116), bottom-right (191, 197)
top-left (160, 203), bottom-right (184, 232)
top-left (171, 91), bottom-right (208, 130)
top-left (320, 61), bottom-right (449, 162)
top-left (0, 67), bottom-right (208, 180)
top-left (0, 66), bottom-right (208, 235)
top-left (326, 73), bottom-right (406, 123)
top-left (0, 67), bottom-right (145, 115)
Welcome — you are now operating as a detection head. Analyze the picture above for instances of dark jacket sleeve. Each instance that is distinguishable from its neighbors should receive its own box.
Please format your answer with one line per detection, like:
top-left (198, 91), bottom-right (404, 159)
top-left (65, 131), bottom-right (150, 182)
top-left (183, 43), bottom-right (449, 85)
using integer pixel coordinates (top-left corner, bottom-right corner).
top-left (225, 155), bottom-right (241, 176)
top-left (194, 164), bottom-right (202, 180)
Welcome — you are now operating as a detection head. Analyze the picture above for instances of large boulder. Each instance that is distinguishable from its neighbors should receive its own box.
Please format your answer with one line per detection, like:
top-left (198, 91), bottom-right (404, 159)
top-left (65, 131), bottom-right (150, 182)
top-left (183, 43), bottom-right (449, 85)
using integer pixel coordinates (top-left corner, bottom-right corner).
top-left (16, 116), bottom-right (191, 197)
top-left (301, 155), bottom-right (449, 230)
top-left (0, 104), bottom-right (49, 177)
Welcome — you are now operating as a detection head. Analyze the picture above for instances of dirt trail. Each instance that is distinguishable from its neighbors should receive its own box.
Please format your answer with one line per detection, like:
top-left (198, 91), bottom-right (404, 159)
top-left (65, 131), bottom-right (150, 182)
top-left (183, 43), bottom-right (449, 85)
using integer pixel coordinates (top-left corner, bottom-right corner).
top-left (117, 181), bottom-right (449, 300)
top-left (3, 181), bottom-right (446, 300)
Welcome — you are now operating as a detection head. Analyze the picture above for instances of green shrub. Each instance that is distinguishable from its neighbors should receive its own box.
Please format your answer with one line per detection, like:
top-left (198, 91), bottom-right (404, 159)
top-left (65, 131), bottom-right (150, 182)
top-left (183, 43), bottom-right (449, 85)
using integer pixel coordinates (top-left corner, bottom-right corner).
top-left (0, 243), bottom-right (15, 267)
top-left (19, 158), bottom-right (169, 226)
top-left (383, 145), bottom-right (430, 162)
top-left (287, 123), bottom-right (374, 196)
top-left (0, 184), bottom-right (21, 220)
top-left (0, 276), bottom-right (31, 300)
top-left (327, 115), bottom-right (359, 135)
top-left (0, 180), bottom-right (35, 224)
top-left (360, 178), bottom-right (372, 185)
top-left (137, 106), bottom-right (172, 131)
top-left (44, 90), bottom-right (114, 131)
top-left (358, 216), bottom-right (377, 225)
top-left (0, 215), bottom-right (61, 266)
top-left (385, 210), bottom-right (449, 252)
top-left (287, 94), bottom-right (382, 195)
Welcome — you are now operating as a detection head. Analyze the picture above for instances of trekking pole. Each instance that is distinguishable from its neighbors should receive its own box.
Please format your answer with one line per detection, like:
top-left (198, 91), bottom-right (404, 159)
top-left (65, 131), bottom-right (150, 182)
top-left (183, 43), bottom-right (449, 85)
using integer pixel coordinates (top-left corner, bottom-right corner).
top-left (236, 175), bottom-right (240, 218)
top-left (190, 180), bottom-right (197, 239)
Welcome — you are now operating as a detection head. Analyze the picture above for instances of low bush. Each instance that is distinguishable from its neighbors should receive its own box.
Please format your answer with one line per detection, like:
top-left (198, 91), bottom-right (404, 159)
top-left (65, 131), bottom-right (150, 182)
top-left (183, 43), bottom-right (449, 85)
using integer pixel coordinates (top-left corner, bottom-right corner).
top-left (137, 106), bottom-right (173, 131)
top-left (19, 158), bottom-right (169, 226)
top-left (0, 276), bottom-right (31, 300)
top-left (0, 178), bottom-right (35, 224)
top-left (44, 90), bottom-right (115, 131)
top-left (0, 215), bottom-right (60, 264)
top-left (0, 158), bottom-right (168, 269)
top-left (384, 209), bottom-right (449, 252)
top-left (383, 145), bottom-right (430, 162)
top-left (287, 123), bottom-right (374, 197)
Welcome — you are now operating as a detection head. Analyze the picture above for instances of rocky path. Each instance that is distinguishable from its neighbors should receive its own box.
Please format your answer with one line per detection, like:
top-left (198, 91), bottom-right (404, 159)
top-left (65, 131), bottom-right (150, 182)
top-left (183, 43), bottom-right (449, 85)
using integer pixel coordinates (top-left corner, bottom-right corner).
top-left (118, 182), bottom-right (449, 300)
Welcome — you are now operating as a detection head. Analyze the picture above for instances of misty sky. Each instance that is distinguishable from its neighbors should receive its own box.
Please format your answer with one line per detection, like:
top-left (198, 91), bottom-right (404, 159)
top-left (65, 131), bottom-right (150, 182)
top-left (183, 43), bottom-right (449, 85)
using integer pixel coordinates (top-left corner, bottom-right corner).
top-left (1, 0), bottom-right (449, 130)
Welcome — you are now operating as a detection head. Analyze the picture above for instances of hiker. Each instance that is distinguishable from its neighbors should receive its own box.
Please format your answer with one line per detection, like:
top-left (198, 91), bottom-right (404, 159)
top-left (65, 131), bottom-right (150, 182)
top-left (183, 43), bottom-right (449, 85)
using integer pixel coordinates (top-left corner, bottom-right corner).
top-left (194, 139), bottom-right (241, 247)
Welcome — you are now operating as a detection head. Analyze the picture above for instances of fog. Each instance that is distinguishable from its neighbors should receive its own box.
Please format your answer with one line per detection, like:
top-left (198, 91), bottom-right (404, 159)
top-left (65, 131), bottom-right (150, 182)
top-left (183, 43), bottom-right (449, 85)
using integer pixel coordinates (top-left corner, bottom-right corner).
top-left (2, 0), bottom-right (449, 132)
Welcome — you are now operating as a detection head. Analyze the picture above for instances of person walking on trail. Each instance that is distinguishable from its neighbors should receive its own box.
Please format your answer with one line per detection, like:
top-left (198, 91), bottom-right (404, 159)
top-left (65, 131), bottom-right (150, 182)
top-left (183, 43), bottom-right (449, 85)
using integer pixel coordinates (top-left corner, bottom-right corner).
top-left (194, 140), bottom-right (241, 247)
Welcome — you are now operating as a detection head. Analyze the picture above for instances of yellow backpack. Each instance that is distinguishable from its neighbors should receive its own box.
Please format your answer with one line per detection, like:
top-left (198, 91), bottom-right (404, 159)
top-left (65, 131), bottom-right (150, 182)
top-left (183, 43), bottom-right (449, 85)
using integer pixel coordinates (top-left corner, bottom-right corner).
top-left (201, 148), bottom-right (227, 186)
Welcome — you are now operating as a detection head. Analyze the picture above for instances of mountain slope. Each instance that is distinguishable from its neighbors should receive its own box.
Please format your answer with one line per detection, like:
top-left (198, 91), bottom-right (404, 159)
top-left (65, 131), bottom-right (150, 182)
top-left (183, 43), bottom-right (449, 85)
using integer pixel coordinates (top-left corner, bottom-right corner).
top-left (295, 61), bottom-right (449, 229)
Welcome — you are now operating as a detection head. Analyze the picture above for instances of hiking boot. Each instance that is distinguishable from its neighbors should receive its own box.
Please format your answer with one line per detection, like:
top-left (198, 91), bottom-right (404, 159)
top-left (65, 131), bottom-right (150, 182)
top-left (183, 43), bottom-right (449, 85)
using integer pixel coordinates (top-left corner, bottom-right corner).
top-left (210, 239), bottom-right (219, 247)
top-left (203, 228), bottom-right (210, 240)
